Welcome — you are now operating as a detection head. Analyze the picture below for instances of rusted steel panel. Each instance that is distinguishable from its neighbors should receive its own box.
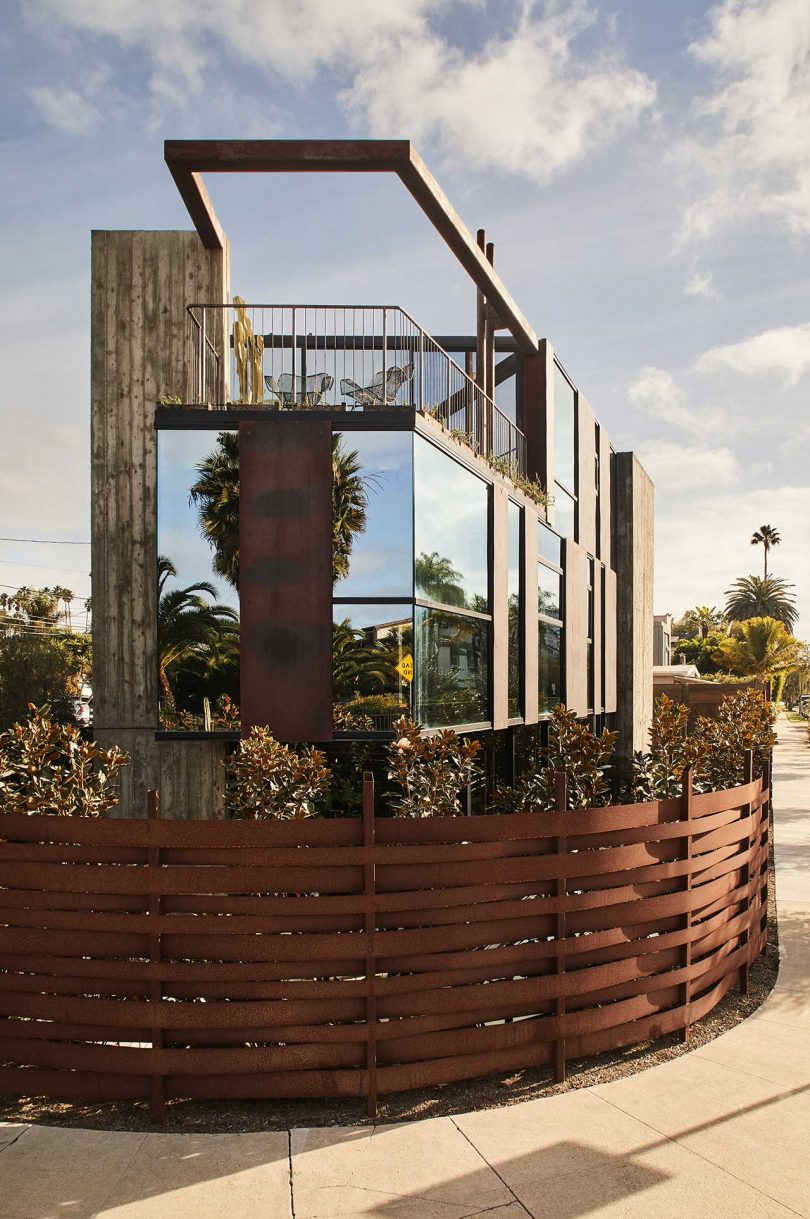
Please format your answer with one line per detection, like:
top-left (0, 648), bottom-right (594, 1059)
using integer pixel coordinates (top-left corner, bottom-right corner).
top-left (239, 418), bottom-right (333, 741)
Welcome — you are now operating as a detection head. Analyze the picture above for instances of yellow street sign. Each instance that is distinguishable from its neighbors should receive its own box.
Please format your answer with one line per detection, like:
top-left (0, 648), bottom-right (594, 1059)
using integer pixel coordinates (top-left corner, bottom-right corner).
top-left (395, 654), bottom-right (414, 683)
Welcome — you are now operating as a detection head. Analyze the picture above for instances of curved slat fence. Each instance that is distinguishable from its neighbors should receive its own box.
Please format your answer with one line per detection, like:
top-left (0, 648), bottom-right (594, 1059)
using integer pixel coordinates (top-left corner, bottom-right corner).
top-left (0, 767), bottom-right (770, 1118)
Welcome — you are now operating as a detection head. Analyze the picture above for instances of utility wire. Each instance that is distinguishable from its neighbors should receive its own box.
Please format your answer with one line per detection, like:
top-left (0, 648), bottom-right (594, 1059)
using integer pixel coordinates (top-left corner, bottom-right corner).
top-left (0, 537), bottom-right (90, 545)
top-left (0, 559), bottom-right (91, 575)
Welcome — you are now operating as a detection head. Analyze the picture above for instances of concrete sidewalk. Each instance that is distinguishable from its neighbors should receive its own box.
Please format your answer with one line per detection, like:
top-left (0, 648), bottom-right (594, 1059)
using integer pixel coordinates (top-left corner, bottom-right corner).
top-left (2, 717), bottom-right (808, 1218)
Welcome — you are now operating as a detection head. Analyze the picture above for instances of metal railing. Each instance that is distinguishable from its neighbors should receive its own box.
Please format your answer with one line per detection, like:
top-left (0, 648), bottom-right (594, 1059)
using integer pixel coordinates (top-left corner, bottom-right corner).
top-left (184, 304), bottom-right (526, 474)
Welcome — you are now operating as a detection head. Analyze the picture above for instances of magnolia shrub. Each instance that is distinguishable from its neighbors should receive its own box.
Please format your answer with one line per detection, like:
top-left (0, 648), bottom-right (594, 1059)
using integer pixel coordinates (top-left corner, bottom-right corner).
top-left (0, 704), bottom-right (128, 816)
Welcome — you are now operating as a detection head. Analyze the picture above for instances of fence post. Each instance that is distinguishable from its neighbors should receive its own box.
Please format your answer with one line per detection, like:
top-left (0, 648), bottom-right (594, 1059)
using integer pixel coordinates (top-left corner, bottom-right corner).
top-left (760, 750), bottom-right (772, 953)
top-left (680, 765), bottom-right (694, 1044)
top-left (362, 772), bottom-right (378, 1119)
top-left (553, 771), bottom-right (567, 1084)
top-left (740, 748), bottom-right (755, 995)
top-left (146, 789), bottom-right (165, 1123)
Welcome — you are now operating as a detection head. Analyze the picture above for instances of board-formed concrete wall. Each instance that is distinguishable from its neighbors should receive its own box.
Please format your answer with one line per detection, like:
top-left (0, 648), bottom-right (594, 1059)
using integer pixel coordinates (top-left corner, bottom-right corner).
top-left (91, 230), bottom-right (230, 817)
top-left (614, 451), bottom-right (654, 780)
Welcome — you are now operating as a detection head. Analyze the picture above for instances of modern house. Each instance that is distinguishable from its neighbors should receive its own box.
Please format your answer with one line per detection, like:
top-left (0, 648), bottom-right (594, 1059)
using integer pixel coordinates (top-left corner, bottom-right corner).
top-left (91, 140), bottom-right (654, 817)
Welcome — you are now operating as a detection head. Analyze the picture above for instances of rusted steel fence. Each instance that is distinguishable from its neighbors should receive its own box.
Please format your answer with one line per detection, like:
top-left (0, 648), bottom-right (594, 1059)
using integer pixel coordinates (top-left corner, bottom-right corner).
top-left (0, 760), bottom-right (770, 1119)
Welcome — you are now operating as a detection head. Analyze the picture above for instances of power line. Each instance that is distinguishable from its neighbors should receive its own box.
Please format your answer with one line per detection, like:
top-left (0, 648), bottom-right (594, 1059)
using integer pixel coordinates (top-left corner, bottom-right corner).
top-left (0, 559), bottom-right (91, 575)
top-left (0, 537), bottom-right (90, 545)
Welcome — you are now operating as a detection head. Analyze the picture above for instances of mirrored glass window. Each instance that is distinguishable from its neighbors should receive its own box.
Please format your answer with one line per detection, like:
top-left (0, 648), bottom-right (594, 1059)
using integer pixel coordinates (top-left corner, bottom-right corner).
top-left (157, 429), bottom-right (241, 731)
top-left (538, 621), bottom-right (562, 714)
top-left (554, 487), bottom-right (576, 540)
top-left (538, 522), bottom-right (562, 567)
top-left (415, 606), bottom-right (489, 728)
top-left (554, 364), bottom-right (576, 492)
top-left (332, 431), bottom-right (413, 598)
top-left (414, 437), bottom-right (489, 611)
top-left (332, 603), bottom-right (412, 732)
top-left (538, 564), bottom-right (562, 620)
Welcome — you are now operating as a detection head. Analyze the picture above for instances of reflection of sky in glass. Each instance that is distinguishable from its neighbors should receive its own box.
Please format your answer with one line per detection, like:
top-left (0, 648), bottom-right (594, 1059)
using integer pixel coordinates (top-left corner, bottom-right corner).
top-left (538, 563), bottom-right (562, 620)
top-left (333, 431), bottom-right (413, 599)
top-left (414, 436), bottom-right (489, 609)
top-left (554, 487), bottom-right (576, 540)
top-left (332, 603), bottom-right (412, 632)
top-left (157, 431), bottom-right (239, 610)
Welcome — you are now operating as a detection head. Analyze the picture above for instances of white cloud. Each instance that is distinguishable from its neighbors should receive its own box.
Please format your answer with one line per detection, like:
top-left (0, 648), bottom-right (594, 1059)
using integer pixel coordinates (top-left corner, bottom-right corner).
top-left (638, 439), bottom-right (739, 494)
top-left (343, 2), bottom-right (657, 182)
top-left (677, 0), bottom-right (810, 250)
top-left (694, 323), bottom-right (810, 385)
top-left (28, 0), bottom-right (656, 182)
top-left (627, 366), bottom-right (726, 437)
top-left (29, 84), bottom-right (101, 135)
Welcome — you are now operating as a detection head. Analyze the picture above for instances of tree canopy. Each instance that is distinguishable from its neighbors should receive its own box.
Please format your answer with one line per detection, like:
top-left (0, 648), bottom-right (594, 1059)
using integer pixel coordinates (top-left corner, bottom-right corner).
top-left (724, 574), bottom-right (798, 632)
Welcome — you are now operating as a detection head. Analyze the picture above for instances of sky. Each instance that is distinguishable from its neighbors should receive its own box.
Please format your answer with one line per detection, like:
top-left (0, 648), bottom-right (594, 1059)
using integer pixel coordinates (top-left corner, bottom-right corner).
top-left (1, 0), bottom-right (809, 636)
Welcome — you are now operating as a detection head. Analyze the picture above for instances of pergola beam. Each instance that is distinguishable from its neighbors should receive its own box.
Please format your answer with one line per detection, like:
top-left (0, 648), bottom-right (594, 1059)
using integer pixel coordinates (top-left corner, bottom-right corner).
top-left (164, 139), bottom-right (539, 354)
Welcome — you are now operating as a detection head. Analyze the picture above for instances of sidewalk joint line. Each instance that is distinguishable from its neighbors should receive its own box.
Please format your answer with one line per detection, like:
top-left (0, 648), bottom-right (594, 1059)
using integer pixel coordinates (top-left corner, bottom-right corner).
top-left (450, 1117), bottom-right (535, 1219)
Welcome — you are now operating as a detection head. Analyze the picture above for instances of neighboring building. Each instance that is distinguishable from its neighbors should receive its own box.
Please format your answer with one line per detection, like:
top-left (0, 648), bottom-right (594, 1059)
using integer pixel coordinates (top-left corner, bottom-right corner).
top-left (653, 612), bottom-right (673, 666)
top-left (91, 140), bottom-right (654, 817)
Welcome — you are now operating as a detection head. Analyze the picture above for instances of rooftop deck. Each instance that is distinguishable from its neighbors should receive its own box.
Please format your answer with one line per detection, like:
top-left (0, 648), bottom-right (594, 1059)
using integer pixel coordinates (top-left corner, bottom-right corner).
top-left (182, 302), bottom-right (527, 475)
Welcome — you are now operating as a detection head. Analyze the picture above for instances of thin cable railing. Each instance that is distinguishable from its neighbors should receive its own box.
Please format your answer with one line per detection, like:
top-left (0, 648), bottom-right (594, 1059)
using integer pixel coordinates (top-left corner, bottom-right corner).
top-left (183, 304), bottom-right (526, 474)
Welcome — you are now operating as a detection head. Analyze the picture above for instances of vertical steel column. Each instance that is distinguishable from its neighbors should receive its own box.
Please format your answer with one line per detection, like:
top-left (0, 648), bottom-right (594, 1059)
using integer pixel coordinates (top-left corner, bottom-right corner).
top-left (363, 772), bottom-right (378, 1119)
top-left (553, 770), bottom-right (567, 1084)
top-left (147, 789), bottom-right (165, 1122)
top-left (680, 765), bottom-right (694, 1044)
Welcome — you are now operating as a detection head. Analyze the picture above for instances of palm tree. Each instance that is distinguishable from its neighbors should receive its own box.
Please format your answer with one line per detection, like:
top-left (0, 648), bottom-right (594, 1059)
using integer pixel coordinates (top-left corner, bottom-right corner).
top-left (673, 606), bottom-right (724, 640)
top-left (750, 524), bottom-right (781, 578)
top-left (157, 556), bottom-right (239, 708)
top-left (190, 432), bottom-right (368, 588)
top-left (716, 617), bottom-right (802, 689)
top-left (724, 575), bottom-right (798, 632)
top-left (189, 431), bottom-right (241, 590)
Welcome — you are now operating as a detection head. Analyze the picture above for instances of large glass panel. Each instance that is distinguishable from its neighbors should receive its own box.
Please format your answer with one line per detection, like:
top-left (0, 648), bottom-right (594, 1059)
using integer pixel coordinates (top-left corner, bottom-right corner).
top-left (538, 522), bottom-right (562, 567)
top-left (538, 564), bottom-right (562, 620)
top-left (538, 621), bottom-right (562, 714)
top-left (414, 436), bottom-right (489, 612)
top-left (157, 430), bottom-right (240, 730)
top-left (508, 501), bottom-right (522, 719)
top-left (332, 431), bottom-right (413, 598)
top-left (554, 364), bottom-right (576, 492)
top-left (415, 606), bottom-right (489, 728)
top-left (554, 485), bottom-right (576, 540)
top-left (333, 603), bottom-right (412, 731)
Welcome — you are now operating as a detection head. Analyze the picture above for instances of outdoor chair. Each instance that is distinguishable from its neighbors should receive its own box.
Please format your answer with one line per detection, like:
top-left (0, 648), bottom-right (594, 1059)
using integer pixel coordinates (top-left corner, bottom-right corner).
top-left (264, 372), bottom-right (334, 407)
top-left (339, 361), bottom-right (414, 407)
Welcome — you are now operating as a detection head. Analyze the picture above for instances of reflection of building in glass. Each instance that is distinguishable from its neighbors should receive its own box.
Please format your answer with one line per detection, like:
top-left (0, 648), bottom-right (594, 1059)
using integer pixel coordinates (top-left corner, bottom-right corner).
top-left (91, 140), bottom-right (654, 816)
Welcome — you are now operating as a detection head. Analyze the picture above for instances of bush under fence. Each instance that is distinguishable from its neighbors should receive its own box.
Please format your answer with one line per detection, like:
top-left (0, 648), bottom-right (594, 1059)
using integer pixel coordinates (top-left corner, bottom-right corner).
top-left (0, 757), bottom-right (771, 1120)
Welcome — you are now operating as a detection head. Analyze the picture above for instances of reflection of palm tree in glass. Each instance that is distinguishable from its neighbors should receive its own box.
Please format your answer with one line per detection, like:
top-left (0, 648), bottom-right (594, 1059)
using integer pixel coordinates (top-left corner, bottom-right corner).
top-left (190, 431), bottom-right (370, 588)
top-left (415, 552), bottom-right (465, 607)
top-left (157, 555), bottom-right (239, 709)
top-left (332, 619), bottom-right (398, 701)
